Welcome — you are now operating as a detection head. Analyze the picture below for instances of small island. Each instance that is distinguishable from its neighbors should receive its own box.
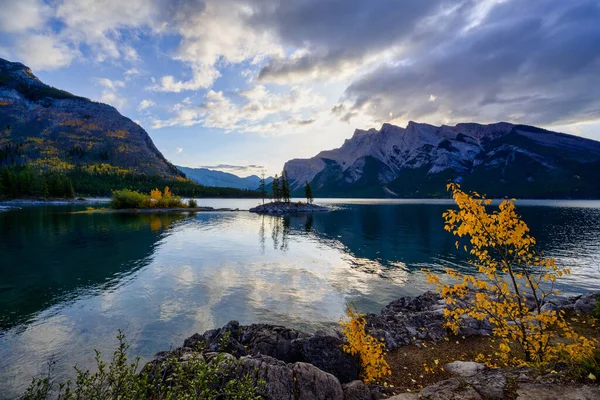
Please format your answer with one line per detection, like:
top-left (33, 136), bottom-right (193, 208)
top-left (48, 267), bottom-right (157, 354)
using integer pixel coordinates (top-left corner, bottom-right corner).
top-left (249, 201), bottom-right (329, 214)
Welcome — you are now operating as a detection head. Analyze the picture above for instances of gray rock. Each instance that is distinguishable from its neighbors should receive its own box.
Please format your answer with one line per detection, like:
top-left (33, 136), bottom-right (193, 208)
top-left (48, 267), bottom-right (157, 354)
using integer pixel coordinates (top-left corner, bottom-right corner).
top-left (516, 383), bottom-right (600, 399)
top-left (296, 333), bottom-right (359, 383)
top-left (387, 394), bottom-right (419, 400)
top-left (574, 293), bottom-right (599, 315)
top-left (250, 202), bottom-right (330, 214)
top-left (238, 355), bottom-right (295, 399)
top-left (466, 369), bottom-right (506, 400)
top-left (366, 292), bottom-right (449, 350)
top-left (419, 378), bottom-right (483, 400)
top-left (291, 362), bottom-right (344, 400)
top-left (342, 380), bottom-right (373, 400)
top-left (444, 361), bottom-right (486, 377)
top-left (236, 355), bottom-right (345, 400)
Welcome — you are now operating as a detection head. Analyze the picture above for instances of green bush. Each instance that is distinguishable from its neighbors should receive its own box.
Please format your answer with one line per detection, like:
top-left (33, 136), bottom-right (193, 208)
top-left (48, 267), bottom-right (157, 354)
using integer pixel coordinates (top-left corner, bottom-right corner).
top-left (23, 331), bottom-right (264, 400)
top-left (111, 188), bottom-right (186, 209)
top-left (188, 198), bottom-right (198, 208)
top-left (110, 189), bottom-right (150, 209)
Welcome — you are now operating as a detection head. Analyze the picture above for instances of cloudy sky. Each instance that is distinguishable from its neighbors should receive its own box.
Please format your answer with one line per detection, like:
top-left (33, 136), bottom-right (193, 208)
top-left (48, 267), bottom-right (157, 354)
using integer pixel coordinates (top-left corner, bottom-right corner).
top-left (1, 0), bottom-right (599, 176)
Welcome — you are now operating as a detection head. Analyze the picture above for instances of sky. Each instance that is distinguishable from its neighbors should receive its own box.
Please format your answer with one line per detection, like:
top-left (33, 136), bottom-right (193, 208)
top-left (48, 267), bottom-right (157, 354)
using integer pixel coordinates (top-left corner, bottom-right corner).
top-left (0, 0), bottom-right (599, 177)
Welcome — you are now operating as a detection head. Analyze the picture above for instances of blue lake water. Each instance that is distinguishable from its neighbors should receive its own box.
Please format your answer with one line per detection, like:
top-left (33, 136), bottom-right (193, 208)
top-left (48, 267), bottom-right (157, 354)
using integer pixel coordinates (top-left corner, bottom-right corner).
top-left (1, 198), bottom-right (600, 397)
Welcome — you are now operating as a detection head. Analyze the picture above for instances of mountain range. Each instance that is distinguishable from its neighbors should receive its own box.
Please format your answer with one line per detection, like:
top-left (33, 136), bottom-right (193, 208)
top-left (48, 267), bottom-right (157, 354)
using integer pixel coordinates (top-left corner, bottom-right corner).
top-left (285, 121), bottom-right (600, 199)
top-left (0, 57), bottom-right (181, 178)
top-left (177, 166), bottom-right (273, 190)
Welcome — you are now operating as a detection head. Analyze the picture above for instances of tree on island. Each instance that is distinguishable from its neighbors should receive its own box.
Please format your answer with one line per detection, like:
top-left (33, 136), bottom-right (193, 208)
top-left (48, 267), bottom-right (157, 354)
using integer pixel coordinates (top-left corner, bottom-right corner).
top-left (271, 174), bottom-right (281, 202)
top-left (304, 181), bottom-right (313, 204)
top-left (259, 172), bottom-right (267, 205)
top-left (280, 169), bottom-right (291, 203)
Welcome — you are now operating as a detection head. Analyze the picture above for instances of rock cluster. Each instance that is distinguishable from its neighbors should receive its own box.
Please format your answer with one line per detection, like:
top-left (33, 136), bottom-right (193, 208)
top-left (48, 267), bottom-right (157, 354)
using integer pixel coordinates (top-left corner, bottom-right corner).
top-left (148, 290), bottom-right (600, 399)
top-left (249, 201), bottom-right (330, 214)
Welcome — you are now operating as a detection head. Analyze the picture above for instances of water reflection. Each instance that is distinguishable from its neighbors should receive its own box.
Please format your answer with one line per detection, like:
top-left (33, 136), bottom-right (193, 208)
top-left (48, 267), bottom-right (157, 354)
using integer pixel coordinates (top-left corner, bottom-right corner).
top-left (0, 208), bottom-right (187, 329)
top-left (0, 202), bottom-right (599, 398)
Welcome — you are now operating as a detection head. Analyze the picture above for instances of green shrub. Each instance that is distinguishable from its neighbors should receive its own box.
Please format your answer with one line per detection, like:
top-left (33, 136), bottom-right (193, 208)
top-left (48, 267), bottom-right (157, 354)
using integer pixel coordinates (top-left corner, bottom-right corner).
top-left (110, 189), bottom-right (150, 209)
top-left (111, 188), bottom-right (186, 209)
top-left (188, 198), bottom-right (198, 208)
top-left (23, 331), bottom-right (264, 400)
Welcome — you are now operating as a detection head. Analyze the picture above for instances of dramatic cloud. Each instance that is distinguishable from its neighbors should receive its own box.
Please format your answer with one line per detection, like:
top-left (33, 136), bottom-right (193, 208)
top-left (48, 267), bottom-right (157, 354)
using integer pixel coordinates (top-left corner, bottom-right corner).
top-left (340, 0), bottom-right (600, 126)
top-left (1, 0), bottom-right (599, 155)
top-left (152, 85), bottom-right (326, 134)
top-left (255, 0), bottom-right (454, 83)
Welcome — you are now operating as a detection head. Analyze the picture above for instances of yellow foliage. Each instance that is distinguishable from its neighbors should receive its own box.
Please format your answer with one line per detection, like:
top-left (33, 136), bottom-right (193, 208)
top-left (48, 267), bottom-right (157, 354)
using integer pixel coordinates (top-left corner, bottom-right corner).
top-left (425, 183), bottom-right (597, 366)
top-left (150, 188), bottom-right (162, 201)
top-left (340, 304), bottom-right (391, 383)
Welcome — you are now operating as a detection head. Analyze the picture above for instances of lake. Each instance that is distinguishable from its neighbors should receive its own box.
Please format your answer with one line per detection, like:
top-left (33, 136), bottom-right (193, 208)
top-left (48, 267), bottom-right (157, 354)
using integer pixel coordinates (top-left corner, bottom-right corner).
top-left (1, 198), bottom-right (600, 398)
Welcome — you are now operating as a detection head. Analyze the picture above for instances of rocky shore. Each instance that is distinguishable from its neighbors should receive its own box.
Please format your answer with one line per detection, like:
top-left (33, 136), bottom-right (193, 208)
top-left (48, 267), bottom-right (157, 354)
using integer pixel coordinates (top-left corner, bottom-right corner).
top-left (147, 290), bottom-right (600, 399)
top-left (249, 201), bottom-right (330, 214)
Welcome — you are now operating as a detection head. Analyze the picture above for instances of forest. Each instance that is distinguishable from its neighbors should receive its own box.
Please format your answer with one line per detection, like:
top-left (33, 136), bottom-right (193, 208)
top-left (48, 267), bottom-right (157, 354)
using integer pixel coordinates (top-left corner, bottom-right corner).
top-left (0, 166), bottom-right (262, 199)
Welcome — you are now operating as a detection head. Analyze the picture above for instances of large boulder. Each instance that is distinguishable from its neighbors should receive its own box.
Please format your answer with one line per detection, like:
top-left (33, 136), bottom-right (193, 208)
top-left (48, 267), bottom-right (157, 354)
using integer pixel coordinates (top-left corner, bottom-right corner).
top-left (365, 292), bottom-right (449, 350)
top-left (237, 355), bottom-right (344, 400)
top-left (295, 333), bottom-right (359, 383)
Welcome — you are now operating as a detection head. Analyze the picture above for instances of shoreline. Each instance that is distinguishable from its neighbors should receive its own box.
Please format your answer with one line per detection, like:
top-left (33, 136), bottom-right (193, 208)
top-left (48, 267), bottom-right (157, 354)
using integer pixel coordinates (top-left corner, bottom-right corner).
top-left (146, 290), bottom-right (600, 399)
top-left (74, 206), bottom-right (246, 214)
top-left (0, 198), bottom-right (110, 206)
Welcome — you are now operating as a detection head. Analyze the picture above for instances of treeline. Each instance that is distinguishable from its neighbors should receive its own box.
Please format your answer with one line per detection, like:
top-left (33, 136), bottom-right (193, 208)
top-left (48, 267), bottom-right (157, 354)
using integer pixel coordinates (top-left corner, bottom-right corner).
top-left (0, 167), bottom-right (75, 198)
top-left (0, 166), bottom-right (262, 199)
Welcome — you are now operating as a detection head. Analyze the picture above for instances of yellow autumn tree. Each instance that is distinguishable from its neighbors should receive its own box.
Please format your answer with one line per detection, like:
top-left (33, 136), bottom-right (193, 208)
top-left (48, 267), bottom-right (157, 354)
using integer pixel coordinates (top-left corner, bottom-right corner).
top-left (340, 304), bottom-right (391, 383)
top-left (150, 188), bottom-right (162, 202)
top-left (426, 183), bottom-right (596, 366)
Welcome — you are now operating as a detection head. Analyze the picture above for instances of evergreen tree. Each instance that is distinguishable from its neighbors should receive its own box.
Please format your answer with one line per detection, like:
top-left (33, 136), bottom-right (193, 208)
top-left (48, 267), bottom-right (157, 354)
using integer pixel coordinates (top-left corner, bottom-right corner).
top-left (259, 172), bottom-right (267, 205)
top-left (281, 169), bottom-right (291, 203)
top-left (272, 174), bottom-right (281, 202)
top-left (304, 181), bottom-right (313, 204)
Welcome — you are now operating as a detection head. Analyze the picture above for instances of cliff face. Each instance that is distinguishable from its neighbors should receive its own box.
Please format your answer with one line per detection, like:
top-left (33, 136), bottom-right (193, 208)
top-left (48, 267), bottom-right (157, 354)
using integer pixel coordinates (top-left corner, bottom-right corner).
top-left (0, 58), bottom-right (181, 178)
top-left (285, 121), bottom-right (600, 198)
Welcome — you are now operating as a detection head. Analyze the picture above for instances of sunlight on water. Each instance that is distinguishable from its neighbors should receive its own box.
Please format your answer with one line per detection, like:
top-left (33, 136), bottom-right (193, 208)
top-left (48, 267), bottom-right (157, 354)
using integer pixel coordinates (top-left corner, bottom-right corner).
top-left (0, 199), bottom-right (600, 397)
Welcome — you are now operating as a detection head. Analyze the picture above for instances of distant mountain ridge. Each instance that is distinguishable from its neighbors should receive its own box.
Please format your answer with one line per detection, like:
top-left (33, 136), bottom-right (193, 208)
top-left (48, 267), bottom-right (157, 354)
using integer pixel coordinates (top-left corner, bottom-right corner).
top-left (177, 166), bottom-right (273, 190)
top-left (284, 121), bottom-right (600, 198)
top-left (0, 57), bottom-right (181, 178)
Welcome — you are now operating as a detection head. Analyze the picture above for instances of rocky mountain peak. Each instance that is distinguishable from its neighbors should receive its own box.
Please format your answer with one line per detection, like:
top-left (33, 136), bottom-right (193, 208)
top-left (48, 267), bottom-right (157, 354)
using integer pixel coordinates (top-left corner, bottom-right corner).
top-left (284, 120), bottom-right (600, 198)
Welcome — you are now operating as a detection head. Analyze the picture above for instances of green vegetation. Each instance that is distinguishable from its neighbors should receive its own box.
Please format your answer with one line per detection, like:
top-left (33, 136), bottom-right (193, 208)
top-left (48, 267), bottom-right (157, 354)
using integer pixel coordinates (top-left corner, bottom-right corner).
top-left (0, 166), bottom-right (262, 199)
top-left (271, 170), bottom-right (291, 203)
top-left (23, 331), bottom-right (264, 400)
top-left (304, 181), bottom-right (313, 204)
top-left (271, 174), bottom-right (281, 201)
top-left (188, 198), bottom-right (198, 208)
top-left (258, 173), bottom-right (267, 205)
top-left (110, 187), bottom-right (186, 209)
top-left (0, 167), bottom-right (74, 199)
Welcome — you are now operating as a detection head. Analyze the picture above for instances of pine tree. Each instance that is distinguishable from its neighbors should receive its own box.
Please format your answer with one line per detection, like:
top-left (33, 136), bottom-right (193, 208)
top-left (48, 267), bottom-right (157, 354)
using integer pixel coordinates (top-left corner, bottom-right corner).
top-left (304, 181), bottom-right (313, 204)
top-left (272, 174), bottom-right (281, 202)
top-left (281, 169), bottom-right (291, 203)
top-left (259, 172), bottom-right (267, 205)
